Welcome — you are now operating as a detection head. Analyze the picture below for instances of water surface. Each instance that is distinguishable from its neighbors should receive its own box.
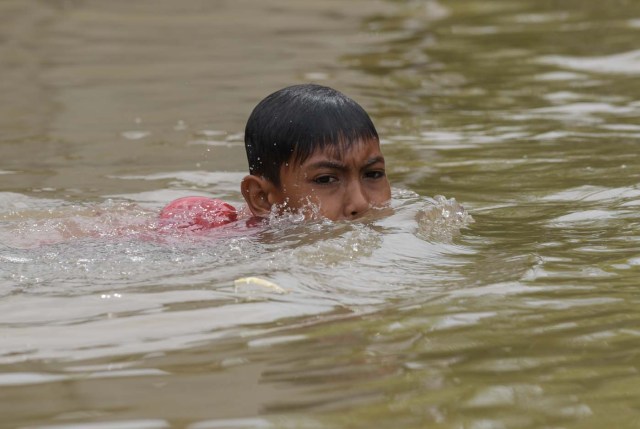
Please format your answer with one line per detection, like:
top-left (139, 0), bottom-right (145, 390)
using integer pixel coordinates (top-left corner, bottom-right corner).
top-left (2, 0), bottom-right (640, 428)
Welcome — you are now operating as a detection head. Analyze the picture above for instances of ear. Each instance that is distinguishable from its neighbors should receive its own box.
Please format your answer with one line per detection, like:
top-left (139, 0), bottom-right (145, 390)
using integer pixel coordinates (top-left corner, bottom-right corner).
top-left (241, 175), bottom-right (281, 217)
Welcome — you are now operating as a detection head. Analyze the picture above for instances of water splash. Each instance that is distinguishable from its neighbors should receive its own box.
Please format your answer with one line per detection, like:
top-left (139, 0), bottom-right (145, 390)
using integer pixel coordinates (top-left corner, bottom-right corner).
top-left (415, 195), bottom-right (474, 242)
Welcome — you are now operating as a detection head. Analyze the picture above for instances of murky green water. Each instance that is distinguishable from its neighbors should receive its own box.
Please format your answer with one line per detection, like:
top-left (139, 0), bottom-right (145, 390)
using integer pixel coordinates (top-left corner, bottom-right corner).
top-left (2, 0), bottom-right (640, 428)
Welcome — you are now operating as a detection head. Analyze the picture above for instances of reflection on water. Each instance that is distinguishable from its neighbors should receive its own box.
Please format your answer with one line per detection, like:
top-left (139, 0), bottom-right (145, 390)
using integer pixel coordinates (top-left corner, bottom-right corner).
top-left (2, 0), bottom-right (640, 428)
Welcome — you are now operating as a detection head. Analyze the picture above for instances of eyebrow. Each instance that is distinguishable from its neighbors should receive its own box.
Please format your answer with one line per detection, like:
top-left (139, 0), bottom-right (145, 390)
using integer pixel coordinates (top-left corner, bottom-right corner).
top-left (307, 156), bottom-right (385, 171)
top-left (364, 156), bottom-right (385, 167)
top-left (307, 160), bottom-right (347, 171)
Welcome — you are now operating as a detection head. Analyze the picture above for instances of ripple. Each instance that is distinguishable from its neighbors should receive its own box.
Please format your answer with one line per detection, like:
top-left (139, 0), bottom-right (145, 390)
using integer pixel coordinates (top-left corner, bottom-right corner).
top-left (538, 49), bottom-right (640, 75)
top-left (110, 171), bottom-right (246, 196)
top-left (0, 372), bottom-right (67, 386)
top-left (189, 418), bottom-right (273, 429)
top-left (534, 71), bottom-right (587, 81)
top-left (0, 192), bottom-right (65, 215)
top-left (542, 185), bottom-right (640, 203)
top-left (549, 209), bottom-right (620, 224)
top-left (121, 130), bottom-right (151, 140)
top-left (31, 420), bottom-right (170, 429)
top-left (529, 102), bottom-right (635, 122)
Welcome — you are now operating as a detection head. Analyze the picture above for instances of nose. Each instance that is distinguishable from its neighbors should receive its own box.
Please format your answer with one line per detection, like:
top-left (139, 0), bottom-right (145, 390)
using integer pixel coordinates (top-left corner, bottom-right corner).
top-left (344, 181), bottom-right (370, 219)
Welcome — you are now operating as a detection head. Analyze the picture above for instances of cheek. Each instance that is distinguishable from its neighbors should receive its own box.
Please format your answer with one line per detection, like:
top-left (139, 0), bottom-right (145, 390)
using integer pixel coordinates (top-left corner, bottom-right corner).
top-left (370, 183), bottom-right (392, 206)
top-left (282, 185), bottom-right (321, 209)
top-left (300, 190), bottom-right (339, 218)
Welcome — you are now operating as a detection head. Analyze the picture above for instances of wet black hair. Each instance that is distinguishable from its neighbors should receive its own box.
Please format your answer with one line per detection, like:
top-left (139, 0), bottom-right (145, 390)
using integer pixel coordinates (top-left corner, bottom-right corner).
top-left (244, 84), bottom-right (379, 187)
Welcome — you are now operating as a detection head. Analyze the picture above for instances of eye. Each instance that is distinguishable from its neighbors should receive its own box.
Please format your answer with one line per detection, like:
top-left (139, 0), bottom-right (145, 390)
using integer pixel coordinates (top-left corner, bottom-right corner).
top-left (313, 175), bottom-right (338, 185)
top-left (364, 170), bottom-right (385, 180)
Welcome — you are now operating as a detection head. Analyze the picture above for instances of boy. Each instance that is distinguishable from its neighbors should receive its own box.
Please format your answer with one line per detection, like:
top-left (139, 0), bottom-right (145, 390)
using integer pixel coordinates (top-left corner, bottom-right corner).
top-left (160, 84), bottom-right (391, 228)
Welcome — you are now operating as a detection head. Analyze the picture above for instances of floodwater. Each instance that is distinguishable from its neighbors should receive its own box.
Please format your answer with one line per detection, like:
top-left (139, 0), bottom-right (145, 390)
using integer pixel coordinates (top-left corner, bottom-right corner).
top-left (2, 0), bottom-right (640, 427)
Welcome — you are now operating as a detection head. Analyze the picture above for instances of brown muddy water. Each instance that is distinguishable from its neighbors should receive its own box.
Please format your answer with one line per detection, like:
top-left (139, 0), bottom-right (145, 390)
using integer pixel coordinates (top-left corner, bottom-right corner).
top-left (2, 0), bottom-right (640, 428)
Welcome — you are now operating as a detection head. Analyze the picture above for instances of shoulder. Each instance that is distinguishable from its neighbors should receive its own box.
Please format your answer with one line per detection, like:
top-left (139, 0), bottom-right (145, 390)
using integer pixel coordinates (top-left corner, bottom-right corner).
top-left (159, 196), bottom-right (237, 230)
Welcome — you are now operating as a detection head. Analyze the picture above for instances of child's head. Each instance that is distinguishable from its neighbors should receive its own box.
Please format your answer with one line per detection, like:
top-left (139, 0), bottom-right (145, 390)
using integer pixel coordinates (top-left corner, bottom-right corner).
top-left (241, 84), bottom-right (391, 221)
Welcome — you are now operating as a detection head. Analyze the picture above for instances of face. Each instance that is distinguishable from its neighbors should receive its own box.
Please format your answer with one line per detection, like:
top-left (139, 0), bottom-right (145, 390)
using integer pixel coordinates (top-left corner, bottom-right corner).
top-left (272, 139), bottom-right (391, 221)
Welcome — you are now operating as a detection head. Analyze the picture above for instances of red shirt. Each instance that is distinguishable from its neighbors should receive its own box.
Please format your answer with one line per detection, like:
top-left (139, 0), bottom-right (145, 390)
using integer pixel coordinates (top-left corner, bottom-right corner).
top-left (159, 196), bottom-right (238, 231)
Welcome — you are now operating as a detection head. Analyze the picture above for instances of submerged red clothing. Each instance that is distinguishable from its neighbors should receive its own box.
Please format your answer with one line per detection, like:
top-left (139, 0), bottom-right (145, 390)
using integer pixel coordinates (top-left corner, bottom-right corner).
top-left (159, 197), bottom-right (237, 230)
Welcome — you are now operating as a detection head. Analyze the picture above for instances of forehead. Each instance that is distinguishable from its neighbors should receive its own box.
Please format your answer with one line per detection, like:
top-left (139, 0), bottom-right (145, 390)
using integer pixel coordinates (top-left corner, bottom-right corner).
top-left (296, 138), bottom-right (383, 165)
